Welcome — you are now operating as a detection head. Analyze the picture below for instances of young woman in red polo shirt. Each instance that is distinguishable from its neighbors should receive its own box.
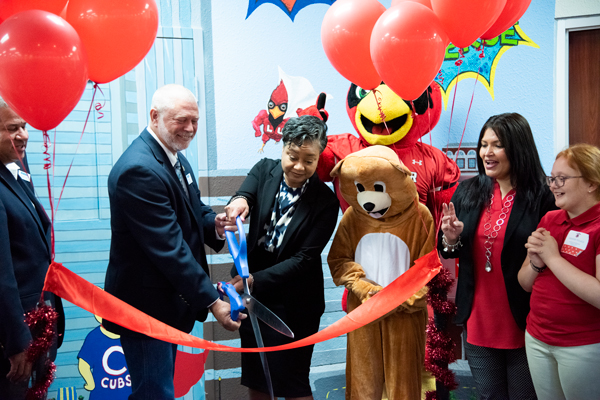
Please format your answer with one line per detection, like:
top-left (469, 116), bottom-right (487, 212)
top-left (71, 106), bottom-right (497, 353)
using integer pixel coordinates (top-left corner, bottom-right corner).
top-left (519, 143), bottom-right (600, 400)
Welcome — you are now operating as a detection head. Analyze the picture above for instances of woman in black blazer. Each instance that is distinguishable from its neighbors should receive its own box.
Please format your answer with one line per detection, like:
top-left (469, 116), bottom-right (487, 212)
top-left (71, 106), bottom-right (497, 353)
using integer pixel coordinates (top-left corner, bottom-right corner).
top-left (224, 116), bottom-right (339, 400)
top-left (439, 113), bottom-right (556, 399)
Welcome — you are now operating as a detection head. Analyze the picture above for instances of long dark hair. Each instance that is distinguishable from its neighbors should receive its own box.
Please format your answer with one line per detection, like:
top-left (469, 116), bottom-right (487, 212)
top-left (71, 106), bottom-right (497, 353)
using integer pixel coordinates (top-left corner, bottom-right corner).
top-left (458, 113), bottom-right (547, 211)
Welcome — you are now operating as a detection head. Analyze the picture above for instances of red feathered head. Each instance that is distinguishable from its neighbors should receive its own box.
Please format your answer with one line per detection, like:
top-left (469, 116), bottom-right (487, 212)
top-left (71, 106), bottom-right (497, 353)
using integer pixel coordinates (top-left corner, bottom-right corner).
top-left (268, 80), bottom-right (288, 121)
top-left (346, 83), bottom-right (442, 150)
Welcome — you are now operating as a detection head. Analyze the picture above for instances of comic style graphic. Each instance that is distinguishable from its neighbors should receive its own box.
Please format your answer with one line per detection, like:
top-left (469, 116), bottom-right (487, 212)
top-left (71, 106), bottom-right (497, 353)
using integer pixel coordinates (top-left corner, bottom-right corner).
top-left (252, 67), bottom-right (329, 152)
top-left (78, 318), bottom-right (131, 400)
top-left (246, 0), bottom-right (335, 21)
top-left (435, 23), bottom-right (538, 106)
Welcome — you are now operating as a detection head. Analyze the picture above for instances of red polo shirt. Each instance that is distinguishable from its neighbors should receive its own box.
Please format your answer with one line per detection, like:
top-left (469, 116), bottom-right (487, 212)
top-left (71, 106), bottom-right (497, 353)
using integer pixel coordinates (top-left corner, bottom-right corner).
top-left (527, 201), bottom-right (600, 346)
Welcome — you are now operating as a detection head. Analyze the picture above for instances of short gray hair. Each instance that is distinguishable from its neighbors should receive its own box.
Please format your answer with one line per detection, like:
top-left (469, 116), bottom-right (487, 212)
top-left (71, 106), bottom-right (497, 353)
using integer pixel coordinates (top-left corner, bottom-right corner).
top-left (282, 115), bottom-right (328, 154)
top-left (150, 84), bottom-right (198, 114)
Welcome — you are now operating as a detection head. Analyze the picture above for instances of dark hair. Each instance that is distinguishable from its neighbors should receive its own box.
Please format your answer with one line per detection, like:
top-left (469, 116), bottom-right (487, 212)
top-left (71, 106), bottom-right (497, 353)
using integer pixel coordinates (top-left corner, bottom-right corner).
top-left (459, 113), bottom-right (547, 211)
top-left (282, 115), bottom-right (328, 154)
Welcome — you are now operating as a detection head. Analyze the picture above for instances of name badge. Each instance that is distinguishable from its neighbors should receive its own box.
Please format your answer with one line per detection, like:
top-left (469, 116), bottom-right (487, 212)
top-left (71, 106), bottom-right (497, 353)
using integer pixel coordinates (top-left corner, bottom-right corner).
top-left (561, 230), bottom-right (589, 257)
top-left (186, 173), bottom-right (193, 185)
top-left (18, 170), bottom-right (31, 182)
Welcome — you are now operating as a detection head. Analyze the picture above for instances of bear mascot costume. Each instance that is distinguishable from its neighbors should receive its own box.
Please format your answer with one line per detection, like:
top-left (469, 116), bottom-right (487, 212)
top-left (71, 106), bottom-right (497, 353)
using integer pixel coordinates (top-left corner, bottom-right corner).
top-left (328, 146), bottom-right (436, 400)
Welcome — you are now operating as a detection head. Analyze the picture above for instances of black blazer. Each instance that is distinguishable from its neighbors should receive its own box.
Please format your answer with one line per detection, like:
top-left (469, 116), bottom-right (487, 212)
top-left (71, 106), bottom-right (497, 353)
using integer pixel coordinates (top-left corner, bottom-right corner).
top-left (104, 129), bottom-right (224, 337)
top-left (0, 162), bottom-right (63, 358)
top-left (231, 159), bottom-right (339, 328)
top-left (438, 177), bottom-right (556, 330)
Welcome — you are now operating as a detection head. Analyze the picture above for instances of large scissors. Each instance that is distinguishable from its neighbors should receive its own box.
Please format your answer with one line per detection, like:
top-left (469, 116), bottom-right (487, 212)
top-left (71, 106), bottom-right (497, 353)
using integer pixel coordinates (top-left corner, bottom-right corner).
top-left (222, 216), bottom-right (294, 400)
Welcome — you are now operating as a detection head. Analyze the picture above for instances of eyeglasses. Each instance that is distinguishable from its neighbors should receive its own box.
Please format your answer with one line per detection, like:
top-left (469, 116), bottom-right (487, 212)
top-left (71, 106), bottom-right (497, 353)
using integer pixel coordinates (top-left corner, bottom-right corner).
top-left (545, 175), bottom-right (583, 188)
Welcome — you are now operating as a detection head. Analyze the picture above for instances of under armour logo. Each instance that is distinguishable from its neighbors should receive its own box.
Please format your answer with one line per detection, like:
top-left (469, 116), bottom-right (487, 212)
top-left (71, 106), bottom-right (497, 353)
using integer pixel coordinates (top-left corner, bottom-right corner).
top-left (412, 159), bottom-right (423, 166)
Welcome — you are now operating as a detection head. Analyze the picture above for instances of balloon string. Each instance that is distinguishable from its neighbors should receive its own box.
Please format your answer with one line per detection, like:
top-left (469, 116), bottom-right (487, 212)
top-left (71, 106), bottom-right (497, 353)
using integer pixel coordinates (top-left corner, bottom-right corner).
top-left (455, 68), bottom-right (480, 161)
top-left (94, 83), bottom-right (106, 119)
top-left (371, 88), bottom-right (390, 134)
top-left (444, 49), bottom-right (464, 156)
top-left (416, 88), bottom-right (441, 243)
top-left (43, 131), bottom-right (56, 260)
top-left (52, 129), bottom-right (57, 204)
top-left (455, 47), bottom-right (484, 161)
top-left (55, 84), bottom-right (98, 212)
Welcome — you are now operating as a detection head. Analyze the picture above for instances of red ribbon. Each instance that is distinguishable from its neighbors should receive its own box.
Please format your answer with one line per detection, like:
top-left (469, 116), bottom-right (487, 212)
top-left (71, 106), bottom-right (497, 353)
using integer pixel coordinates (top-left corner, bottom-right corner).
top-left (43, 250), bottom-right (441, 351)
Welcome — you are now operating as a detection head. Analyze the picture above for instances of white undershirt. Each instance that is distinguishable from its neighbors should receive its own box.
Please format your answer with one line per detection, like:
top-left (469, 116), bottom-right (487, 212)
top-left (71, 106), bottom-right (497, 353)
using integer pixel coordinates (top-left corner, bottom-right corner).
top-left (4, 162), bottom-right (19, 180)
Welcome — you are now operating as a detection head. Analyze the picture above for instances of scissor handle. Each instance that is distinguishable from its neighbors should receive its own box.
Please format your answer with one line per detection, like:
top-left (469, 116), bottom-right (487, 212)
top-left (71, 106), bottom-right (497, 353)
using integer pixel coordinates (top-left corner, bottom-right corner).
top-left (219, 282), bottom-right (245, 321)
top-left (225, 216), bottom-right (249, 278)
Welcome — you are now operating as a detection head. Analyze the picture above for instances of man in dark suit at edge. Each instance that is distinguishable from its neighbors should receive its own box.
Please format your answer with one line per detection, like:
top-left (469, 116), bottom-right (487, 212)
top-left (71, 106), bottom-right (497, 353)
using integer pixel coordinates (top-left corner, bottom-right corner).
top-left (103, 84), bottom-right (243, 399)
top-left (0, 98), bottom-right (64, 399)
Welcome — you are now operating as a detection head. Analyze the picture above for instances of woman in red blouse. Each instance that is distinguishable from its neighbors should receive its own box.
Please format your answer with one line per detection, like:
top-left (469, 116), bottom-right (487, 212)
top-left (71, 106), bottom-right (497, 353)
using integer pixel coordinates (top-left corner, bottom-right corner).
top-left (519, 143), bottom-right (600, 400)
top-left (439, 113), bottom-right (555, 399)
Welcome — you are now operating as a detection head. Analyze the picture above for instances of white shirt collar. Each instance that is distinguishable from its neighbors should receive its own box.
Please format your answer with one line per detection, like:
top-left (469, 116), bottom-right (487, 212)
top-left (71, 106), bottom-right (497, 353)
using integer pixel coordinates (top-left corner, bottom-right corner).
top-left (147, 126), bottom-right (178, 167)
top-left (4, 162), bottom-right (19, 180)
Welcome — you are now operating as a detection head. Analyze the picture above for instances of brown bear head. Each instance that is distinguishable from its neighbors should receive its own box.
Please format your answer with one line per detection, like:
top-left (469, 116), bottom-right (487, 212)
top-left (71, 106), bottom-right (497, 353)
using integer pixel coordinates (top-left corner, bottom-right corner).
top-left (330, 145), bottom-right (418, 220)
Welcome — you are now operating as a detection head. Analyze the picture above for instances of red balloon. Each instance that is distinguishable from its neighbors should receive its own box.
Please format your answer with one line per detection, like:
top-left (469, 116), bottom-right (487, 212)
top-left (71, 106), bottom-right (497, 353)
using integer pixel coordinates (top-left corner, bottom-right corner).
top-left (66, 0), bottom-right (159, 84)
top-left (321, 0), bottom-right (385, 90)
top-left (0, 0), bottom-right (68, 22)
top-left (0, 11), bottom-right (88, 131)
top-left (431, 0), bottom-right (506, 48)
top-left (370, 2), bottom-right (447, 100)
top-left (481, 0), bottom-right (532, 40)
top-left (391, 0), bottom-right (432, 10)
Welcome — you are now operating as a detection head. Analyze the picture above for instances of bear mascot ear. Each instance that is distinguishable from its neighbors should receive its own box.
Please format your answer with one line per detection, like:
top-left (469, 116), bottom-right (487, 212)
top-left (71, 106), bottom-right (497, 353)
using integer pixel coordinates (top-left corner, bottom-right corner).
top-left (330, 157), bottom-right (345, 178)
top-left (389, 157), bottom-right (411, 177)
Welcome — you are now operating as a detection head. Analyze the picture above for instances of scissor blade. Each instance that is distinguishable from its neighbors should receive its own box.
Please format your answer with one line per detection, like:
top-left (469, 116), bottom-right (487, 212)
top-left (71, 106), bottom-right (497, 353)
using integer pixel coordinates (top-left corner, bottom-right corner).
top-left (243, 295), bottom-right (294, 338)
top-left (248, 312), bottom-right (275, 400)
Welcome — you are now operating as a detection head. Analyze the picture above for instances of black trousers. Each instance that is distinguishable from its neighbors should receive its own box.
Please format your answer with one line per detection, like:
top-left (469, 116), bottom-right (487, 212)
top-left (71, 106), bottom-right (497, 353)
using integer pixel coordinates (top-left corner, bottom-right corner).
top-left (465, 341), bottom-right (537, 400)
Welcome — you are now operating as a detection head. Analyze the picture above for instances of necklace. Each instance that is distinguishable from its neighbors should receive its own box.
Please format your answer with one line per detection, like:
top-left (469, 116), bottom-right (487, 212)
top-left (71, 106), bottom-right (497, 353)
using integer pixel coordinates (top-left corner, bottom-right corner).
top-left (483, 193), bottom-right (515, 272)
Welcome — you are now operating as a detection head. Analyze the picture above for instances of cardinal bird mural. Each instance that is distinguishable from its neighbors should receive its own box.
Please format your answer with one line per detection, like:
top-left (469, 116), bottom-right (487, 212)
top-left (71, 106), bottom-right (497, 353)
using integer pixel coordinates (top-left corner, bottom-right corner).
top-left (252, 67), bottom-right (331, 152)
top-left (253, 80), bottom-right (289, 153)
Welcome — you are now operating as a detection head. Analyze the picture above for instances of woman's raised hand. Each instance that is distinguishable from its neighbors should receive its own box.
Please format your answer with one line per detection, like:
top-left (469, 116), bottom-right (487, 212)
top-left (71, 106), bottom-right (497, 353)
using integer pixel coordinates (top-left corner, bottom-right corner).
top-left (441, 202), bottom-right (464, 243)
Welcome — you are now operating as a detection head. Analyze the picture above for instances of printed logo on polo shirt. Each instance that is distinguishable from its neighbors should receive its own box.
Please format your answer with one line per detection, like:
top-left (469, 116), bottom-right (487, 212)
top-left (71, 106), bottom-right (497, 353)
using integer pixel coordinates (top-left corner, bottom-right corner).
top-left (561, 230), bottom-right (589, 256)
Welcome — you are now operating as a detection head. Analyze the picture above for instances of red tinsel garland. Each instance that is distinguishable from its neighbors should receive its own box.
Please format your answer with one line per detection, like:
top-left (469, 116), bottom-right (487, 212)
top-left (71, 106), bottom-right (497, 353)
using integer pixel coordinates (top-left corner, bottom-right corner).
top-left (425, 390), bottom-right (438, 400)
top-left (425, 266), bottom-right (459, 393)
top-left (24, 304), bottom-right (58, 400)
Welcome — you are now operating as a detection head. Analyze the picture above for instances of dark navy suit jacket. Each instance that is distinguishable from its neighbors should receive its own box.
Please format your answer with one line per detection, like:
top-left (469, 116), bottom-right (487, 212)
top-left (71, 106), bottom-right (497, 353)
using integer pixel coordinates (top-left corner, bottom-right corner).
top-left (103, 129), bottom-right (223, 337)
top-left (0, 161), bottom-right (62, 359)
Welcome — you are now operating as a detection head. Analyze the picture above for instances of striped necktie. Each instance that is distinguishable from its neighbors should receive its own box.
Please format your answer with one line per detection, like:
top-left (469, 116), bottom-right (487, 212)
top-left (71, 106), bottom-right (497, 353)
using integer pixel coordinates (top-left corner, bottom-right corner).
top-left (174, 159), bottom-right (189, 199)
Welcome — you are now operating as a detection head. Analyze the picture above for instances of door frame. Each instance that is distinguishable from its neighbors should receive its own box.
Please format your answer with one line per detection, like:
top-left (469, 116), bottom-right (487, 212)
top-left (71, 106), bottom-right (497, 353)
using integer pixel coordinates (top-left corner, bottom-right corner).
top-left (555, 15), bottom-right (600, 154)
